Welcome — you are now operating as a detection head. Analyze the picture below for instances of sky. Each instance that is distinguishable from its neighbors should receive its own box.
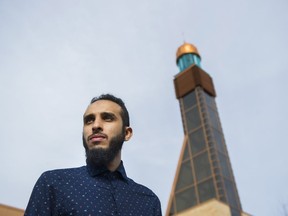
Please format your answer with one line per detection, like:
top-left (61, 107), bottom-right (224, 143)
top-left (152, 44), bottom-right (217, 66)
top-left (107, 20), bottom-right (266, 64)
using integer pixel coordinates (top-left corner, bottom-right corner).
top-left (0, 0), bottom-right (287, 215)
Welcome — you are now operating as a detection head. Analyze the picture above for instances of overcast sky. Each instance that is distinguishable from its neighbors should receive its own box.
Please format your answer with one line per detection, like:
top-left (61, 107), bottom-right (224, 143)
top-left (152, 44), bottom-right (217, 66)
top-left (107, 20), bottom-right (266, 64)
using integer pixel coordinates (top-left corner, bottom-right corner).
top-left (0, 0), bottom-right (287, 215)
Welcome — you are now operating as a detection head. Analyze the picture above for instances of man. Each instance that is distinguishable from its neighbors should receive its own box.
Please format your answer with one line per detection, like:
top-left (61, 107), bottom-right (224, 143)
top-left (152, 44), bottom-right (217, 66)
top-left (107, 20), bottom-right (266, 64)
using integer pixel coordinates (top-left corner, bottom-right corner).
top-left (25, 94), bottom-right (162, 215)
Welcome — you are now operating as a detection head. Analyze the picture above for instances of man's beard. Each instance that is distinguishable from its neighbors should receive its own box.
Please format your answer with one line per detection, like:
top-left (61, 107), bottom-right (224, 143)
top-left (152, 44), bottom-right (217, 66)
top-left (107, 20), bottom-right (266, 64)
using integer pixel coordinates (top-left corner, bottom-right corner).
top-left (83, 129), bottom-right (125, 167)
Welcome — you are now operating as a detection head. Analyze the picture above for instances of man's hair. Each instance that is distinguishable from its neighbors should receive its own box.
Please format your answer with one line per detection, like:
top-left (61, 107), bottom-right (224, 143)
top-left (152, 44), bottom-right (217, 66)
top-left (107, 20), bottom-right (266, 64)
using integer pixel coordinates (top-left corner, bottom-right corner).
top-left (90, 94), bottom-right (130, 127)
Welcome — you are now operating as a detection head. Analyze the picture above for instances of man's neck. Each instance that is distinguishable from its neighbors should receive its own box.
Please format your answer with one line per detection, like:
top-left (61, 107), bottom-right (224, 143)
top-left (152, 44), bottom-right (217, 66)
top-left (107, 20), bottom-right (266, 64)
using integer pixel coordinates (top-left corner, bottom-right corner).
top-left (107, 152), bottom-right (121, 172)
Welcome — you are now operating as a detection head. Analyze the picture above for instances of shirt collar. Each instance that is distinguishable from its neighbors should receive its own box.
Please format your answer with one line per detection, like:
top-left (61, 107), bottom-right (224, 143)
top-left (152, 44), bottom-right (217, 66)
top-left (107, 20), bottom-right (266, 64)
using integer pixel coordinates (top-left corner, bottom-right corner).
top-left (86, 160), bottom-right (129, 183)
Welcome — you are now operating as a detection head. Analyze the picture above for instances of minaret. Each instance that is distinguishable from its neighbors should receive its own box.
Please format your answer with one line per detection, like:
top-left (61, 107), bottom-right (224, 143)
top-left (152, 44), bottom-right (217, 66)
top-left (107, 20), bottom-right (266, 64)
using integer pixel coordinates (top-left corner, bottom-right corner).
top-left (166, 43), bottom-right (249, 216)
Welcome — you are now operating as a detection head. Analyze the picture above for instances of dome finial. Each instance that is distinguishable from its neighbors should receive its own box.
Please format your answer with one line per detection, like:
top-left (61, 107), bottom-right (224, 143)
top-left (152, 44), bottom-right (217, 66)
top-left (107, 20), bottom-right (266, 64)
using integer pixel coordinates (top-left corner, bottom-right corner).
top-left (182, 32), bottom-right (186, 44)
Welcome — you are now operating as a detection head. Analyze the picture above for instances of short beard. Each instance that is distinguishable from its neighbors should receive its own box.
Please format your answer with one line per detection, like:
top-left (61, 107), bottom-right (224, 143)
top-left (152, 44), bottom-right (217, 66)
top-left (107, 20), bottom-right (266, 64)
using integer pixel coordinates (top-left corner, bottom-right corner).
top-left (83, 129), bottom-right (125, 167)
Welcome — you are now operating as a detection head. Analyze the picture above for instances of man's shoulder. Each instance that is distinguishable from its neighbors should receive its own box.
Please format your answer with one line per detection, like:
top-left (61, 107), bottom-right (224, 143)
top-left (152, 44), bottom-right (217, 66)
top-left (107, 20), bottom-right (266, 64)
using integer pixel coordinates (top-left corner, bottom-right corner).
top-left (127, 177), bottom-right (159, 198)
top-left (40, 166), bottom-right (87, 181)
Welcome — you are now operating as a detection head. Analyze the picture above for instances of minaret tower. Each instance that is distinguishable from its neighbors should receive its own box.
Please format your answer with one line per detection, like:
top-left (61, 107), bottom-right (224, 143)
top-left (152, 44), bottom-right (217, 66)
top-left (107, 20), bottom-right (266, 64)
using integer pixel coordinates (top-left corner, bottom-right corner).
top-left (166, 43), bottom-right (249, 216)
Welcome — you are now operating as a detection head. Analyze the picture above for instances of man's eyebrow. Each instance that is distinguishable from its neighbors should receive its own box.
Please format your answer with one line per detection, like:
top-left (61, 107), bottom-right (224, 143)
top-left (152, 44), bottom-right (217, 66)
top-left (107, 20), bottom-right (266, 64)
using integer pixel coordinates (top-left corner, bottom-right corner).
top-left (83, 112), bottom-right (118, 119)
top-left (101, 112), bottom-right (117, 118)
top-left (83, 113), bottom-right (94, 120)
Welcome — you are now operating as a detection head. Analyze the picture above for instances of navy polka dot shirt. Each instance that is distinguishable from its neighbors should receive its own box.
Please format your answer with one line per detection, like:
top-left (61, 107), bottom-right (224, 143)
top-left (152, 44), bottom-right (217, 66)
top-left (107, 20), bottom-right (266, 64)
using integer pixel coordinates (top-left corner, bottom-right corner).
top-left (24, 161), bottom-right (162, 216)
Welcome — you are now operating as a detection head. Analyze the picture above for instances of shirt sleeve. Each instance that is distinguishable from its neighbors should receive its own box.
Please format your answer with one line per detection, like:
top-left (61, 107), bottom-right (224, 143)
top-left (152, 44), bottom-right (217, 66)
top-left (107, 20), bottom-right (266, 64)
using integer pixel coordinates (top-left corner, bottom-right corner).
top-left (154, 196), bottom-right (162, 216)
top-left (24, 172), bottom-right (57, 216)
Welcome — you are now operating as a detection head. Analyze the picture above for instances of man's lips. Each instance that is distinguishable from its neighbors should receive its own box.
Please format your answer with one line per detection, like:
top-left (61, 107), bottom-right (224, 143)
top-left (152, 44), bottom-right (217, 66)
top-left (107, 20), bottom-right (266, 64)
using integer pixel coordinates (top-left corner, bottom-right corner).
top-left (88, 133), bottom-right (107, 142)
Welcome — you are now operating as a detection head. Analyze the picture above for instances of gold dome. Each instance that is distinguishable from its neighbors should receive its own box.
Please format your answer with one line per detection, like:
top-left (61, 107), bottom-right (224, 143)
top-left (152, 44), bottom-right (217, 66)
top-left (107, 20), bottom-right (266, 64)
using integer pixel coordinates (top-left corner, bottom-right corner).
top-left (176, 43), bottom-right (201, 62)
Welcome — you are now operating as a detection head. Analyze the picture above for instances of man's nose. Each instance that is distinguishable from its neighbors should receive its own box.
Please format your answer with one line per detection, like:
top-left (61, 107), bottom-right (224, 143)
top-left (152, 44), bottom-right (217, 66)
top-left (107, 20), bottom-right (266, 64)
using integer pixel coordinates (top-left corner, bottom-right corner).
top-left (92, 119), bottom-right (103, 132)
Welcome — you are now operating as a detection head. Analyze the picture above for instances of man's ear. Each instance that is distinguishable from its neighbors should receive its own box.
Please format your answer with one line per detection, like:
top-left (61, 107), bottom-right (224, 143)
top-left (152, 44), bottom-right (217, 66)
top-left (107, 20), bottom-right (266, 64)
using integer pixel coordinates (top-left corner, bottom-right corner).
top-left (124, 127), bottom-right (133, 141)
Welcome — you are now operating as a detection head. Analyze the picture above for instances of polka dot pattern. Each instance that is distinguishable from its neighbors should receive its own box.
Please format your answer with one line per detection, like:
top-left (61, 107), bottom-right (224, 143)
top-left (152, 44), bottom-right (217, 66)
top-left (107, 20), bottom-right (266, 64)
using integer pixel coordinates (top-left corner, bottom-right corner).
top-left (24, 161), bottom-right (162, 216)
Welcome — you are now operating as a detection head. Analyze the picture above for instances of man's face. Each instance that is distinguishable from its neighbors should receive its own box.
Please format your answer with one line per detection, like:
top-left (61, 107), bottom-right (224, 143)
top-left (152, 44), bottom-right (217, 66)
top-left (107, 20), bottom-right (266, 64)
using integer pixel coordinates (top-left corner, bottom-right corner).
top-left (82, 100), bottom-right (132, 166)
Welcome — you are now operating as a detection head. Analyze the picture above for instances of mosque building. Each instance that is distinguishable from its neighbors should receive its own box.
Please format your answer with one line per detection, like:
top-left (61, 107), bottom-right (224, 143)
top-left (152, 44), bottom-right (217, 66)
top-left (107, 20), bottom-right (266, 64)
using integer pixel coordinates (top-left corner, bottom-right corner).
top-left (165, 43), bottom-right (250, 216)
top-left (0, 204), bottom-right (24, 216)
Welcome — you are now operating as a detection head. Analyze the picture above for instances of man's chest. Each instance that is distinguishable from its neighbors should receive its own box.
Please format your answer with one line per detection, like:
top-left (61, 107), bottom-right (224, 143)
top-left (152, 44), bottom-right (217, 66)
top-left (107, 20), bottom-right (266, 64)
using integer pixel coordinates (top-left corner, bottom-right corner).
top-left (54, 178), bottom-right (154, 215)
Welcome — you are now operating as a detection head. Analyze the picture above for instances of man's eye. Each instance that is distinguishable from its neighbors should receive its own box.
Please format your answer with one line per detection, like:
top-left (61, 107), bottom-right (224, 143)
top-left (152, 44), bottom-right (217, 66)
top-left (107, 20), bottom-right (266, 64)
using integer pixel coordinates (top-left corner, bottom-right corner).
top-left (104, 116), bottom-right (113, 121)
top-left (103, 114), bottom-right (114, 121)
top-left (85, 117), bottom-right (94, 124)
